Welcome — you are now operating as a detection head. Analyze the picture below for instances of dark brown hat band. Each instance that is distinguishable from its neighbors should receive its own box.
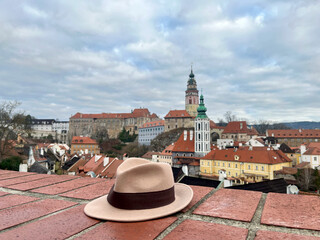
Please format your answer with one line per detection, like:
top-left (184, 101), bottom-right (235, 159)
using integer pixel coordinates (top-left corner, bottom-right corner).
top-left (107, 185), bottom-right (175, 210)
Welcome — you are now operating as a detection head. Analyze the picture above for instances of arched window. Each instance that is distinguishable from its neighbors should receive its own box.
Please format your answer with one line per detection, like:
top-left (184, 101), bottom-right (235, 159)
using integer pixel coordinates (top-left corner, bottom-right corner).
top-left (189, 99), bottom-right (192, 104)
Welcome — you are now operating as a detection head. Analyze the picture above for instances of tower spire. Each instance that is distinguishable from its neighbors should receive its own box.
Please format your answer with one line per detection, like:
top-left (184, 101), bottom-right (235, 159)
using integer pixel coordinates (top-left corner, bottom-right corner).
top-left (196, 94), bottom-right (208, 119)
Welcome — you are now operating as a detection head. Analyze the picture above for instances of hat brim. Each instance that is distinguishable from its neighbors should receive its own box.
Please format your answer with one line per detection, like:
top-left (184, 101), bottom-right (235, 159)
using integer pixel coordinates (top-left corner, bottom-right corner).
top-left (84, 183), bottom-right (193, 222)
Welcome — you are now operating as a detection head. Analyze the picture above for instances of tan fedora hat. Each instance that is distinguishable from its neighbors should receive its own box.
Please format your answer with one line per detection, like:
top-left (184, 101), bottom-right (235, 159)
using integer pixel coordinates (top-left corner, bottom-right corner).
top-left (84, 158), bottom-right (193, 222)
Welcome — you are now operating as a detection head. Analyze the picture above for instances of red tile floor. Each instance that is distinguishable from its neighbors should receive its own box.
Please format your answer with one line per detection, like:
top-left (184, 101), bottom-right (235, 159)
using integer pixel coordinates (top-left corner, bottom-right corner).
top-left (0, 170), bottom-right (319, 240)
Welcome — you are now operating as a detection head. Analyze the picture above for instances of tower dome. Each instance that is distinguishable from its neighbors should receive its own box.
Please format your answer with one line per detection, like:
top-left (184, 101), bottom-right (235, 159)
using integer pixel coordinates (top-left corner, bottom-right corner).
top-left (196, 94), bottom-right (208, 119)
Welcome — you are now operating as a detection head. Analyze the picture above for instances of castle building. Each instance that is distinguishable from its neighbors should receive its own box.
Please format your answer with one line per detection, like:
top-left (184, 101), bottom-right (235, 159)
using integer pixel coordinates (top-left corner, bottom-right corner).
top-left (69, 108), bottom-right (159, 139)
top-left (185, 68), bottom-right (199, 117)
top-left (195, 94), bottom-right (210, 157)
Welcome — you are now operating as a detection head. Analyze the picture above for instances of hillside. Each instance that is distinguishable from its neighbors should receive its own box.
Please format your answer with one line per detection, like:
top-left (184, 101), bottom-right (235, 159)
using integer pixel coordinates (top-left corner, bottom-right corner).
top-left (282, 121), bottom-right (320, 129)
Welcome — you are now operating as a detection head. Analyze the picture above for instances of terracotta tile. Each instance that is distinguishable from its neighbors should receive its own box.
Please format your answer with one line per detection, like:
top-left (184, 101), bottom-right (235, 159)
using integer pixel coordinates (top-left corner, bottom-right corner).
top-left (261, 193), bottom-right (320, 231)
top-left (59, 179), bottom-right (115, 200)
top-left (0, 191), bottom-right (9, 197)
top-left (0, 170), bottom-right (14, 175)
top-left (0, 173), bottom-right (50, 187)
top-left (0, 205), bottom-right (99, 240)
top-left (0, 194), bottom-right (39, 210)
top-left (193, 189), bottom-right (262, 222)
top-left (182, 185), bottom-right (213, 212)
top-left (0, 198), bottom-right (77, 230)
top-left (6, 174), bottom-right (78, 191)
top-left (76, 216), bottom-right (177, 240)
top-left (255, 230), bottom-right (320, 240)
top-left (0, 171), bottom-right (34, 180)
top-left (164, 219), bottom-right (248, 240)
top-left (31, 177), bottom-right (104, 195)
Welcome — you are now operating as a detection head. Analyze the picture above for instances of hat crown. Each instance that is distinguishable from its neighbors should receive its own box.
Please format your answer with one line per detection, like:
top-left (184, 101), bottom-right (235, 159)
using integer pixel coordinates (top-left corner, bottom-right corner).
top-left (114, 158), bottom-right (174, 193)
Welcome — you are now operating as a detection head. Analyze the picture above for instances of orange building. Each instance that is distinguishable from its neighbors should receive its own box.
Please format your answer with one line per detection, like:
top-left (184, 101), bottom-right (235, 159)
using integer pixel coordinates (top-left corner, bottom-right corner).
top-left (71, 136), bottom-right (100, 155)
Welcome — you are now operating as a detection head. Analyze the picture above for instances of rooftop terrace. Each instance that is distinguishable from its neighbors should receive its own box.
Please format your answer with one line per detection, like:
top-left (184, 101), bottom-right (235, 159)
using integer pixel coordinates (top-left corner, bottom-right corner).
top-left (0, 170), bottom-right (319, 239)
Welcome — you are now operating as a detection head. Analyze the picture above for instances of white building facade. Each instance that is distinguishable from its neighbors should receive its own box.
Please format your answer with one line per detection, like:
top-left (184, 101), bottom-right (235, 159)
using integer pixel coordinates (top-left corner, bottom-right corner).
top-left (194, 94), bottom-right (210, 157)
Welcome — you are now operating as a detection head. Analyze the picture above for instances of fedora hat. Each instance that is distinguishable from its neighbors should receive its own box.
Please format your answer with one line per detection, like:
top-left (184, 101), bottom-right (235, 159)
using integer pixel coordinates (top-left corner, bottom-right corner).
top-left (84, 158), bottom-right (193, 222)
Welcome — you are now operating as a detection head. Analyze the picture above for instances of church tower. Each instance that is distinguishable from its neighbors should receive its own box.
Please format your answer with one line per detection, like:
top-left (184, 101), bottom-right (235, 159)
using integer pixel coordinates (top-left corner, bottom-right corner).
top-left (185, 68), bottom-right (199, 117)
top-left (195, 94), bottom-right (210, 157)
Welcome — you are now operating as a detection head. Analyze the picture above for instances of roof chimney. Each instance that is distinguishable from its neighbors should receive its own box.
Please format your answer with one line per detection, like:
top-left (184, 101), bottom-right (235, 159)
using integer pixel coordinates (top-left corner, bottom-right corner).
top-left (240, 123), bottom-right (243, 129)
top-left (299, 129), bottom-right (302, 133)
top-left (103, 157), bottom-right (109, 167)
top-left (95, 155), bottom-right (101, 162)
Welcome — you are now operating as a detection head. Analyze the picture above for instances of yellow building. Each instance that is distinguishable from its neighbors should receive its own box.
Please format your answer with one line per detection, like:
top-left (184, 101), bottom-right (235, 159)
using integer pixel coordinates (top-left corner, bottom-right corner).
top-left (200, 147), bottom-right (292, 184)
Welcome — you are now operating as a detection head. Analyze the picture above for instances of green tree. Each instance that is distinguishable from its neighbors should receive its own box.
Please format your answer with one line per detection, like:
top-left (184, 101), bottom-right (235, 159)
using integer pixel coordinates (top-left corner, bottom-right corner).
top-left (118, 128), bottom-right (137, 143)
top-left (0, 156), bottom-right (22, 171)
top-left (313, 169), bottom-right (320, 194)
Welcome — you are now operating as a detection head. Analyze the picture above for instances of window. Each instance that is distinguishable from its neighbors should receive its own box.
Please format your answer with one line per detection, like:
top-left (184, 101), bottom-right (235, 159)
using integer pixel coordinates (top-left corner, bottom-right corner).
top-left (248, 165), bottom-right (251, 170)
top-left (228, 163), bottom-right (230, 167)
top-left (261, 166), bottom-right (264, 171)
top-left (314, 157), bottom-right (317, 162)
top-left (256, 166), bottom-right (258, 170)
top-left (223, 163), bottom-right (225, 167)
top-left (207, 162), bottom-right (210, 166)
top-left (235, 164), bottom-right (237, 168)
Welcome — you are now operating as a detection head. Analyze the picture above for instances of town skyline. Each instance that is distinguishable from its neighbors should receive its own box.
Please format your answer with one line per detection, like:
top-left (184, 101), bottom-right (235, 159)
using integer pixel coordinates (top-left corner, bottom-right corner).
top-left (0, 1), bottom-right (319, 122)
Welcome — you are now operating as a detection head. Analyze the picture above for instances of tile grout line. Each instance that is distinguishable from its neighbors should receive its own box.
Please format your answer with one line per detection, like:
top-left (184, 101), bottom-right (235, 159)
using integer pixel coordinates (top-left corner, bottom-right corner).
top-left (65, 222), bottom-right (105, 240)
top-left (0, 204), bottom-right (81, 234)
top-left (0, 187), bottom-right (91, 204)
top-left (246, 193), bottom-right (267, 240)
top-left (155, 187), bottom-right (220, 240)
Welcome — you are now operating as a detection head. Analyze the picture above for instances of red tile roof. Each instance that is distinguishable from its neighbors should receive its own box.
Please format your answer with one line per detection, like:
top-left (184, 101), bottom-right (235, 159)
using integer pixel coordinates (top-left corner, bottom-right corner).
top-left (222, 121), bottom-right (258, 135)
top-left (82, 155), bottom-right (105, 173)
top-left (172, 130), bottom-right (194, 153)
top-left (161, 143), bottom-right (175, 156)
top-left (101, 159), bottom-right (124, 178)
top-left (140, 120), bottom-right (164, 128)
top-left (71, 136), bottom-right (98, 145)
top-left (164, 110), bottom-right (192, 118)
top-left (202, 147), bottom-right (292, 164)
top-left (70, 108), bottom-right (158, 119)
top-left (303, 147), bottom-right (320, 155)
top-left (267, 129), bottom-right (320, 138)
top-left (210, 120), bottom-right (225, 130)
top-left (295, 162), bottom-right (311, 168)
top-left (141, 152), bottom-right (160, 159)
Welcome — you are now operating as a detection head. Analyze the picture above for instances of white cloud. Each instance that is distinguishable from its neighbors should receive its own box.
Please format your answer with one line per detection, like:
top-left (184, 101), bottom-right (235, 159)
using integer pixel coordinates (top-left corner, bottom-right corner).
top-left (0, 0), bottom-right (319, 123)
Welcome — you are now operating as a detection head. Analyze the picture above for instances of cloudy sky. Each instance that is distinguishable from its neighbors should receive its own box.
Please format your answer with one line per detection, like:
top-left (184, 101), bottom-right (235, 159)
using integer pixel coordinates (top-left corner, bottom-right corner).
top-left (0, 0), bottom-right (319, 123)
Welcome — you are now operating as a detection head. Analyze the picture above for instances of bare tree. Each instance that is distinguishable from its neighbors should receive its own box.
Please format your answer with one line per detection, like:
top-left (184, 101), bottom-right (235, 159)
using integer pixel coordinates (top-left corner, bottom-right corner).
top-left (0, 101), bottom-right (30, 160)
top-left (224, 111), bottom-right (238, 123)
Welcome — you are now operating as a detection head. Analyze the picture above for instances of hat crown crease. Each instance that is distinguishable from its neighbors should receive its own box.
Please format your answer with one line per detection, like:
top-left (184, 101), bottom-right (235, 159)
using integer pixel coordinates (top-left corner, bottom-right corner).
top-left (114, 159), bottom-right (174, 193)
